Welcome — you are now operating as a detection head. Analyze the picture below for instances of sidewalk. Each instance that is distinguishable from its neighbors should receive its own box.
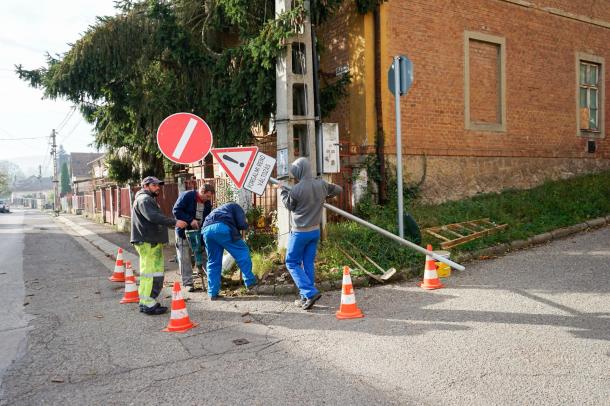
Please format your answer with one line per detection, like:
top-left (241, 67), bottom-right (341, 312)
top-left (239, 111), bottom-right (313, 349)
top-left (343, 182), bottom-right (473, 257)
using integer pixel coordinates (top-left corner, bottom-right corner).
top-left (55, 213), bottom-right (180, 282)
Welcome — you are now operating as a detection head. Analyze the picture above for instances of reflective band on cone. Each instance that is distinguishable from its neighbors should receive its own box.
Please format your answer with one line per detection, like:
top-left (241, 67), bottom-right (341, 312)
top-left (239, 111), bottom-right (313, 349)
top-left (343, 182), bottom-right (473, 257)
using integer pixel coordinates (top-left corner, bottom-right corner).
top-left (120, 261), bottom-right (140, 304)
top-left (109, 247), bottom-right (126, 282)
top-left (419, 244), bottom-right (444, 290)
top-left (336, 266), bottom-right (364, 320)
top-left (124, 261), bottom-right (136, 283)
top-left (162, 281), bottom-right (198, 333)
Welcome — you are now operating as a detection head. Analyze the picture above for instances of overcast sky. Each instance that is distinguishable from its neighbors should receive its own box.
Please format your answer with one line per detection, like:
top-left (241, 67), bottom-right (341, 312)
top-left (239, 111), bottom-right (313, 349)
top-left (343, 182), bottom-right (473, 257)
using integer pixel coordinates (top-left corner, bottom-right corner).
top-left (0, 1), bottom-right (117, 175)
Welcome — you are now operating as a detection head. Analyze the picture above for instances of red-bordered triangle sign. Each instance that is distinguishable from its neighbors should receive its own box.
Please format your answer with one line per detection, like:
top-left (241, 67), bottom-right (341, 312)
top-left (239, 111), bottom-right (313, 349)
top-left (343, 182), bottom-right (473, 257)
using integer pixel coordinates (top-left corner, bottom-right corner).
top-left (211, 147), bottom-right (259, 188)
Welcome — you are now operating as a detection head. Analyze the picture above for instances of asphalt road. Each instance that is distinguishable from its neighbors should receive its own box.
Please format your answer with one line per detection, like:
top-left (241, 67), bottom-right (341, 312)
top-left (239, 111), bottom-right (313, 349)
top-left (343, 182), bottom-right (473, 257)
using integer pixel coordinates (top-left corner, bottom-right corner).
top-left (1, 209), bottom-right (609, 405)
top-left (0, 209), bottom-right (31, 401)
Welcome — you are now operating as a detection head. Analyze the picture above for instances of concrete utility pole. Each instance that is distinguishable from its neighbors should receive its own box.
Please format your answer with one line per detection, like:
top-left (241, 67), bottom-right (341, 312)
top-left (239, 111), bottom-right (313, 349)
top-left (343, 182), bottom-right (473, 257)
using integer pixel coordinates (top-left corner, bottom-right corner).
top-left (51, 129), bottom-right (60, 215)
top-left (275, 0), bottom-right (319, 248)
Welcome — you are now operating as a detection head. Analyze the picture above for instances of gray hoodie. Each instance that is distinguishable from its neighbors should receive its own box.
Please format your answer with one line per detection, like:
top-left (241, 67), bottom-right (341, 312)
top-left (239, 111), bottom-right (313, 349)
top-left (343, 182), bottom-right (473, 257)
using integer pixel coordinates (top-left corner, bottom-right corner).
top-left (280, 158), bottom-right (342, 230)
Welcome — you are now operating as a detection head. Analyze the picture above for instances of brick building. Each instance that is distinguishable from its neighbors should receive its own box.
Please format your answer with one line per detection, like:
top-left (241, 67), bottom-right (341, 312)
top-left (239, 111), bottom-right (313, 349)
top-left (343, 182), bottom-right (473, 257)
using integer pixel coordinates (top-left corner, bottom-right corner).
top-left (319, 0), bottom-right (610, 202)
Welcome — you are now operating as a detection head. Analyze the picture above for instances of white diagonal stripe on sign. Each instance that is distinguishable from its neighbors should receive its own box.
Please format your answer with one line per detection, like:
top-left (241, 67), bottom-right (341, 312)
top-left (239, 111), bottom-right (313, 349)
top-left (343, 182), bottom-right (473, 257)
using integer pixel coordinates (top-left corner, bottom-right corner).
top-left (172, 118), bottom-right (198, 159)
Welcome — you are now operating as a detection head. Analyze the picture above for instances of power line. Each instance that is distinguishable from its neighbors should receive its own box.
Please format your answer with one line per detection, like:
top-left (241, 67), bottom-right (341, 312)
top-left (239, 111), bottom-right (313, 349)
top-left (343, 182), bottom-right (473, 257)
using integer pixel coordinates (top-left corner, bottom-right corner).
top-left (0, 136), bottom-right (49, 141)
top-left (56, 107), bottom-right (77, 132)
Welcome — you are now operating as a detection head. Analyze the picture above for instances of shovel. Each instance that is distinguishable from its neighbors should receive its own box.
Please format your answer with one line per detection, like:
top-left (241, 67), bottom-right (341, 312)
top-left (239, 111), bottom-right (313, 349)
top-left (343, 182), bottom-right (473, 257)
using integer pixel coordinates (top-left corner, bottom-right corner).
top-left (345, 241), bottom-right (397, 281)
top-left (337, 246), bottom-right (385, 283)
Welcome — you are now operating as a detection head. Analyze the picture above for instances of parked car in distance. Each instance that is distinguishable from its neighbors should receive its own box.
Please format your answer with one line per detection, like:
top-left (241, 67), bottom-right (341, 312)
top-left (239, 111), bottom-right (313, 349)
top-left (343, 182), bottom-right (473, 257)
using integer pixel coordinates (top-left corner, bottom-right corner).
top-left (0, 199), bottom-right (9, 213)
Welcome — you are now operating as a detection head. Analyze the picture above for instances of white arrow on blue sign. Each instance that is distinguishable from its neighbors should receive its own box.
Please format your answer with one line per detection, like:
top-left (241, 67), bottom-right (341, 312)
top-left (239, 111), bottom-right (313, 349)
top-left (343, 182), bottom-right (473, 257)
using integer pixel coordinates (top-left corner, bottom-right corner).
top-left (388, 55), bottom-right (413, 96)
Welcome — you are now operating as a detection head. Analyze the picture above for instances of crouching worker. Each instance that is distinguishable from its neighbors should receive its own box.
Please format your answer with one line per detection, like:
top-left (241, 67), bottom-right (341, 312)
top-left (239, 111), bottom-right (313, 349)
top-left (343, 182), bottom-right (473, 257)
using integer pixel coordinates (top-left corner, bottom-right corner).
top-left (131, 176), bottom-right (187, 315)
top-left (202, 202), bottom-right (257, 300)
top-left (280, 157), bottom-right (342, 310)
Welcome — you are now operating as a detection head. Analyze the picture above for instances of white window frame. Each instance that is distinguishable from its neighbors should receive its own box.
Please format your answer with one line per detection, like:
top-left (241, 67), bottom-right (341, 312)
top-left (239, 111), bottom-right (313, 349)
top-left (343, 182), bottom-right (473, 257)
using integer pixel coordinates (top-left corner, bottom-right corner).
top-left (576, 53), bottom-right (605, 138)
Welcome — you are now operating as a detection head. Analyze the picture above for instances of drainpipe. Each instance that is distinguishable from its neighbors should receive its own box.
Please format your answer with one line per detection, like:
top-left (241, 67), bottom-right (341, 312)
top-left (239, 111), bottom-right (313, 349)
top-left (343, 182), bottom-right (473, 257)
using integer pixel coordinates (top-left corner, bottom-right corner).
top-left (373, 5), bottom-right (387, 204)
top-left (311, 0), bottom-right (323, 176)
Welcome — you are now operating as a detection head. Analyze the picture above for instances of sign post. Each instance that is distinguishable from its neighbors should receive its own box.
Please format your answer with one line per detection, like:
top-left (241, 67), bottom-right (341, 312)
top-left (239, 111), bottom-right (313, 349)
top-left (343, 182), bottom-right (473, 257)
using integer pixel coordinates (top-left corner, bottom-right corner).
top-left (388, 55), bottom-right (413, 238)
top-left (268, 177), bottom-right (465, 271)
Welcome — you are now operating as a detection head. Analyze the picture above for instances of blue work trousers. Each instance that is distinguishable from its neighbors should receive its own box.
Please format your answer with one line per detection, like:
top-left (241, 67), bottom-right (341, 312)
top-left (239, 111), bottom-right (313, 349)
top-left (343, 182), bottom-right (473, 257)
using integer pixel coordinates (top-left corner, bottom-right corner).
top-left (203, 222), bottom-right (255, 297)
top-left (285, 229), bottom-right (320, 299)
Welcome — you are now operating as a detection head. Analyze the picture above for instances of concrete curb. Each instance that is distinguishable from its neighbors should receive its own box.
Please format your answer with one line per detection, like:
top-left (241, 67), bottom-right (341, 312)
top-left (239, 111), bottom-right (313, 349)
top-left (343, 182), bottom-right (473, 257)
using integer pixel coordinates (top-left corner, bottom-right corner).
top-left (53, 213), bottom-right (609, 296)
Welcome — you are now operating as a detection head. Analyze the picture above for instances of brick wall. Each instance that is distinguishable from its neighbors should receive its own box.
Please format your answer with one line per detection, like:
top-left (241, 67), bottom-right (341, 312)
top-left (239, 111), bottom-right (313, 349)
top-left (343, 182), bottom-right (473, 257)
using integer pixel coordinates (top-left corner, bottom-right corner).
top-left (384, 0), bottom-right (609, 158)
top-left (320, 0), bottom-right (610, 202)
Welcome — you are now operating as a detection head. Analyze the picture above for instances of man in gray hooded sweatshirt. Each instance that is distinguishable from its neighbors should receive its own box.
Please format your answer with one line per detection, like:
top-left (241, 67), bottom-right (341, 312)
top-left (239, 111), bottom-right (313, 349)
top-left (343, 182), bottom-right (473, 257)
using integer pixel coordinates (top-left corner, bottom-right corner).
top-left (280, 157), bottom-right (342, 310)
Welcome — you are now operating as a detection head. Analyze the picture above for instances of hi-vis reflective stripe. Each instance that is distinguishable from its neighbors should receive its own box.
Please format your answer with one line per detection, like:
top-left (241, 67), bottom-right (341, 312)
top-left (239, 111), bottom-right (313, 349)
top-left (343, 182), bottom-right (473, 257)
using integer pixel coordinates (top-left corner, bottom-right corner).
top-left (424, 269), bottom-right (438, 279)
top-left (172, 291), bottom-right (184, 301)
top-left (341, 294), bottom-right (356, 305)
top-left (171, 309), bottom-right (189, 319)
top-left (342, 275), bottom-right (352, 285)
top-left (140, 272), bottom-right (164, 278)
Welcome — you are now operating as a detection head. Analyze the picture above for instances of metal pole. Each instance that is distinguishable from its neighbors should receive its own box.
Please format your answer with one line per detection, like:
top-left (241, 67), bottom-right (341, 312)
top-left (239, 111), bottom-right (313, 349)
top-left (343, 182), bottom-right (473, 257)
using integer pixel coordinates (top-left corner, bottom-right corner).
top-left (51, 129), bottom-right (60, 216)
top-left (270, 177), bottom-right (465, 271)
top-left (394, 57), bottom-right (404, 238)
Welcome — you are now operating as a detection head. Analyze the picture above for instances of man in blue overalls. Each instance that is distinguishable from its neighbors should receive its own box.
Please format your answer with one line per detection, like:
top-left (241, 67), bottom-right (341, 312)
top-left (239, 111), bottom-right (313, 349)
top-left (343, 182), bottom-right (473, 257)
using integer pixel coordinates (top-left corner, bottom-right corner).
top-left (202, 202), bottom-right (257, 300)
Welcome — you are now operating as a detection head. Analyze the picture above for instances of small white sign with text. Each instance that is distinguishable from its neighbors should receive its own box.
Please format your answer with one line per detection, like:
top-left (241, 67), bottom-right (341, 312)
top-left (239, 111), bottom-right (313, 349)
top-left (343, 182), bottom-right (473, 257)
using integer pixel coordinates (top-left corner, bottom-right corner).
top-left (244, 152), bottom-right (276, 196)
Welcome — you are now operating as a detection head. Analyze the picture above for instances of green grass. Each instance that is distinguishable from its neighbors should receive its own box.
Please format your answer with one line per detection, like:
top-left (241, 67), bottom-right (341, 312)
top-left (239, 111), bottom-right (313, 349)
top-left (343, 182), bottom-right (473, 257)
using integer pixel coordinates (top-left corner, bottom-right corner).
top-left (315, 169), bottom-right (610, 277)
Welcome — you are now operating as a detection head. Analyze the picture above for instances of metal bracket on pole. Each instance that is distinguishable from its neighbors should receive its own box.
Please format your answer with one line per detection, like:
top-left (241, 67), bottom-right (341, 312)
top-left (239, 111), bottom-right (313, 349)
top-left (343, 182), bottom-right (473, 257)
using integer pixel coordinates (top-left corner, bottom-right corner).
top-left (270, 177), bottom-right (465, 271)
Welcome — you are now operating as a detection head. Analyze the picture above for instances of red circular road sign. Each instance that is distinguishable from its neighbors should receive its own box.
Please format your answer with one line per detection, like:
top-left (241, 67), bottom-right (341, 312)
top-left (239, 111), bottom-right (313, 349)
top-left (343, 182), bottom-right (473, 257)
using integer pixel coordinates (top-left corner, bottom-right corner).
top-left (156, 112), bottom-right (213, 164)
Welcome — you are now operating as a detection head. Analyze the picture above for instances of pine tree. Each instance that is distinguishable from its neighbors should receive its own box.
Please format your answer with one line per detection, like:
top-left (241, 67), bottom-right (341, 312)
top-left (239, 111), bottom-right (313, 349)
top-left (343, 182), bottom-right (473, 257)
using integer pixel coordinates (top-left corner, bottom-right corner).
top-left (60, 162), bottom-right (71, 196)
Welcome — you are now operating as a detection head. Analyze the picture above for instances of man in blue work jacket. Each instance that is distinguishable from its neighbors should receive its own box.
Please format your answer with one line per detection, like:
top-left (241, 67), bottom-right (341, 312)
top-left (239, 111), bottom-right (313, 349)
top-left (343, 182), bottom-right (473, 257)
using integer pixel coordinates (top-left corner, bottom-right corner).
top-left (172, 183), bottom-right (215, 291)
top-left (202, 202), bottom-right (257, 300)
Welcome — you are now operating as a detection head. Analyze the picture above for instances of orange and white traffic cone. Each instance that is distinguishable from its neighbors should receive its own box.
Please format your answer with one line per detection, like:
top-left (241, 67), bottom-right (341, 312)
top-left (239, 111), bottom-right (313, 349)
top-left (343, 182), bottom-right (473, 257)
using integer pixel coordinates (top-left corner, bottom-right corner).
top-left (109, 247), bottom-right (125, 282)
top-left (336, 266), bottom-right (364, 320)
top-left (120, 261), bottom-right (139, 304)
top-left (162, 282), bottom-right (198, 333)
top-left (419, 244), bottom-right (444, 290)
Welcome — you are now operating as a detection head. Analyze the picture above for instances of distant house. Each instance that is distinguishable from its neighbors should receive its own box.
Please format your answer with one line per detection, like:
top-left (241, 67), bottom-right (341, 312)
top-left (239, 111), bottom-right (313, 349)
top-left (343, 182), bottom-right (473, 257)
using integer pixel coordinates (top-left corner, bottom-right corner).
top-left (70, 152), bottom-right (103, 194)
top-left (88, 154), bottom-right (109, 189)
top-left (11, 176), bottom-right (54, 204)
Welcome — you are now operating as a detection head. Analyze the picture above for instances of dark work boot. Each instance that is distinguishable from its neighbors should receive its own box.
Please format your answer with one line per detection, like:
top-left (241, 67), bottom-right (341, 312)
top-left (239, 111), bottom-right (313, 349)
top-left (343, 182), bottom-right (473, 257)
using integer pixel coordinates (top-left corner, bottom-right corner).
top-left (141, 303), bottom-right (168, 315)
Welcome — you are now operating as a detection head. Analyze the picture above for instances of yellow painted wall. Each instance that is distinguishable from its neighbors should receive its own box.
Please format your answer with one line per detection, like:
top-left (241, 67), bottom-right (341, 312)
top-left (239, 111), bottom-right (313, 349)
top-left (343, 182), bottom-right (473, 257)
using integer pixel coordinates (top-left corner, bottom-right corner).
top-left (347, 5), bottom-right (388, 149)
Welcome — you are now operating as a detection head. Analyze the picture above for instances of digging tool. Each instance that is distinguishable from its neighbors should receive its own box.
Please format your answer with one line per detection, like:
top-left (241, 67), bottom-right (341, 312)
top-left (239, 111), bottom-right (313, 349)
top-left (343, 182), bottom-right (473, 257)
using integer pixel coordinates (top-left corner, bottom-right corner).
top-left (345, 241), bottom-right (397, 281)
top-left (336, 246), bottom-right (385, 283)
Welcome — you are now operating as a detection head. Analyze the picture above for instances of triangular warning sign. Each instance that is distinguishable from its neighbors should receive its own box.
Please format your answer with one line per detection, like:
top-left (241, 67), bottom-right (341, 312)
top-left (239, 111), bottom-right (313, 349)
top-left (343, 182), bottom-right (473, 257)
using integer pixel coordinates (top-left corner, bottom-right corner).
top-left (211, 147), bottom-right (259, 188)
